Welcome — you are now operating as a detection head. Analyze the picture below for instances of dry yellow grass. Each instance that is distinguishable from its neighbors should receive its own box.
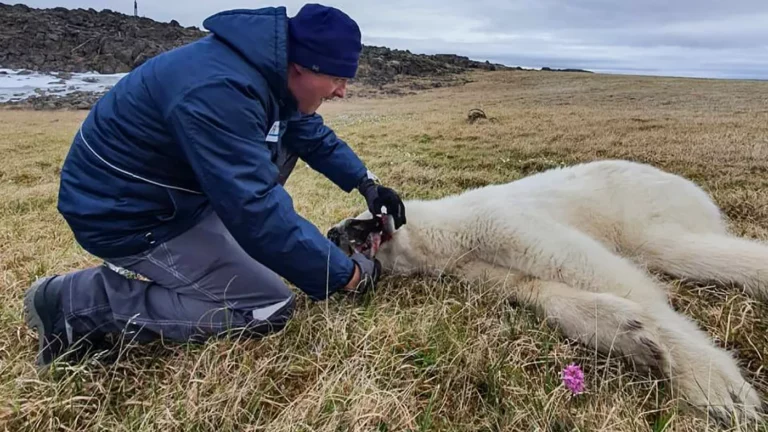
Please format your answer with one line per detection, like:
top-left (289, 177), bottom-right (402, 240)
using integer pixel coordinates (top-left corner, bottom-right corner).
top-left (1, 70), bottom-right (767, 431)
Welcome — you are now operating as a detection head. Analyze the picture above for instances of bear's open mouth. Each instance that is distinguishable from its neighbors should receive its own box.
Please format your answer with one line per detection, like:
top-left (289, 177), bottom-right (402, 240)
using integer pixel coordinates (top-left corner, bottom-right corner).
top-left (327, 214), bottom-right (393, 259)
top-left (352, 215), bottom-right (393, 258)
top-left (355, 230), bottom-right (382, 258)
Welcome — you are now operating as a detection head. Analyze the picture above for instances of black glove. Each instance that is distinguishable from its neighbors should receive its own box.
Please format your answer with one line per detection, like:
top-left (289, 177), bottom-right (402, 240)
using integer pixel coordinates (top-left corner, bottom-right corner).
top-left (344, 252), bottom-right (381, 295)
top-left (357, 176), bottom-right (406, 230)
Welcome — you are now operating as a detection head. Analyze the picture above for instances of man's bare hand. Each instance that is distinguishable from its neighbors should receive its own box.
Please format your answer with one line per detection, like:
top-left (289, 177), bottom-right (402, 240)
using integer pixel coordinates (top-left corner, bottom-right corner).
top-left (344, 263), bottom-right (361, 290)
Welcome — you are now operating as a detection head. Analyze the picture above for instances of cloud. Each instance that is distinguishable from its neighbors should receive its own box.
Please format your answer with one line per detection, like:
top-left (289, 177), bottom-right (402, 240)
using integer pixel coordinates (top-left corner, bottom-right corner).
top-left (14, 0), bottom-right (768, 79)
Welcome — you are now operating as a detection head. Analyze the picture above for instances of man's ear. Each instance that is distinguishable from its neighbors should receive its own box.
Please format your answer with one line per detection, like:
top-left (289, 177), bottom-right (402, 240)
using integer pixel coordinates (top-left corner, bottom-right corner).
top-left (287, 62), bottom-right (299, 78)
top-left (290, 63), bottom-right (308, 75)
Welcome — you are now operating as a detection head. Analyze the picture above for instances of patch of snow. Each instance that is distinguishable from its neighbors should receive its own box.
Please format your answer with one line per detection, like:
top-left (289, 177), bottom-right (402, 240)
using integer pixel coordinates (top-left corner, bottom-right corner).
top-left (0, 68), bottom-right (127, 102)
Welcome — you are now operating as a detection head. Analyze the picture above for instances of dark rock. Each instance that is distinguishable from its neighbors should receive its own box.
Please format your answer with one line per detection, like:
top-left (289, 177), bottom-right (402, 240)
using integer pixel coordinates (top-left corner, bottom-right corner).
top-left (540, 66), bottom-right (593, 73)
top-left (0, 3), bottom-right (519, 88)
top-left (0, 3), bottom-right (206, 74)
top-left (0, 3), bottom-right (589, 109)
top-left (2, 90), bottom-right (106, 110)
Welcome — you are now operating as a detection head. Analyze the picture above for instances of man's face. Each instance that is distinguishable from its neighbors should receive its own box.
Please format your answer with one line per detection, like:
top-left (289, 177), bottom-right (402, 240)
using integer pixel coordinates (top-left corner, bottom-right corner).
top-left (287, 63), bottom-right (349, 114)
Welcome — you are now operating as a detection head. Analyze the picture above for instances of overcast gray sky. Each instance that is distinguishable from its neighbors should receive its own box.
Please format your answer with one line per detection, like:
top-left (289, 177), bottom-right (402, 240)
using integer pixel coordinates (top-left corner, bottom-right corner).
top-left (16, 0), bottom-right (768, 80)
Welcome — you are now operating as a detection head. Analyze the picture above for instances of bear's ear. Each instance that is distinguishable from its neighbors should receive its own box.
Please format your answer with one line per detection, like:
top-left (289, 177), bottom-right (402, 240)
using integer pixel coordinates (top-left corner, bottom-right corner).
top-left (326, 224), bottom-right (345, 250)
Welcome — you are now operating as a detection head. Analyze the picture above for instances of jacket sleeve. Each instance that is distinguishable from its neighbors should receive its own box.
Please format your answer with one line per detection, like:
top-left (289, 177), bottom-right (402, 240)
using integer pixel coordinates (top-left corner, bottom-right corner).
top-left (165, 80), bottom-right (355, 300)
top-left (282, 112), bottom-right (369, 192)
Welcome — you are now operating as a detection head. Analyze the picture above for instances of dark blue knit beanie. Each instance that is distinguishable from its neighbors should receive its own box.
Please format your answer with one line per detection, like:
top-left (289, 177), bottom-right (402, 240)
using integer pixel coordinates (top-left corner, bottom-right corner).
top-left (288, 4), bottom-right (362, 79)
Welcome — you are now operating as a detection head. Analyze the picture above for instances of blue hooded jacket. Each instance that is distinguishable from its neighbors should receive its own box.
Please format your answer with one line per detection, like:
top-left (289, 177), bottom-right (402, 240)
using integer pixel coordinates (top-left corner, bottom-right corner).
top-left (56, 7), bottom-right (369, 300)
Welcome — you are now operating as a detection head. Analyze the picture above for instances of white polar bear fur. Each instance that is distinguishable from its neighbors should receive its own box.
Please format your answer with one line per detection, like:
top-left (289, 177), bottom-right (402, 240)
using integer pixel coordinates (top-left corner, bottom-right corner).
top-left (335, 159), bottom-right (767, 425)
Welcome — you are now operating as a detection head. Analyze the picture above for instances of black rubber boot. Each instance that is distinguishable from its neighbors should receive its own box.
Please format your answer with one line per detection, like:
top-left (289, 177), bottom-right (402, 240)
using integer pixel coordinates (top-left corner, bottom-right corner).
top-left (23, 275), bottom-right (70, 366)
top-left (24, 276), bottom-right (118, 367)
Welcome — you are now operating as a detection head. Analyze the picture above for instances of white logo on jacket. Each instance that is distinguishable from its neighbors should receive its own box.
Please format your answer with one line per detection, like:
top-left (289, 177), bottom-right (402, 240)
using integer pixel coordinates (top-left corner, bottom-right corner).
top-left (266, 121), bottom-right (280, 142)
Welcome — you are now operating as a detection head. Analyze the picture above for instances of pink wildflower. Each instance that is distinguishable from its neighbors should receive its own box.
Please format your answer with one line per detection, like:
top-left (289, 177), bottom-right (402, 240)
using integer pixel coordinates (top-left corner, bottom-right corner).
top-left (561, 363), bottom-right (585, 394)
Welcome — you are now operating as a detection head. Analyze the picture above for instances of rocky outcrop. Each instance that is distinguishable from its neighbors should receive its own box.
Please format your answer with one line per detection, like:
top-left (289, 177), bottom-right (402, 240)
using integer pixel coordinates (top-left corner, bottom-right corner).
top-left (541, 66), bottom-right (593, 73)
top-left (0, 3), bottom-right (590, 109)
top-left (0, 3), bottom-right (511, 83)
top-left (2, 90), bottom-right (103, 110)
top-left (356, 46), bottom-right (509, 87)
top-left (0, 3), bottom-right (204, 74)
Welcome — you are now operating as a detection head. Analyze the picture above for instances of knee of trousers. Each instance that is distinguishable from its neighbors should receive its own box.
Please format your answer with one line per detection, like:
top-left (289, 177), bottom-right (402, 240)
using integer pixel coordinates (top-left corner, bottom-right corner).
top-left (243, 293), bottom-right (296, 338)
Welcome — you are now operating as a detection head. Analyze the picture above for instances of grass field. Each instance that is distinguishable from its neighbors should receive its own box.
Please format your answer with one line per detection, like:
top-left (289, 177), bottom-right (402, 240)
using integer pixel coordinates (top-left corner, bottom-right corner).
top-left (1, 70), bottom-right (767, 431)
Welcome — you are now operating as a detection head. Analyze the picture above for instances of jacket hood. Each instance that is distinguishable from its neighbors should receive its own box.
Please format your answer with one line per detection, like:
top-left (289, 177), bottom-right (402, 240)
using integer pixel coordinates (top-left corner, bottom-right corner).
top-left (202, 7), bottom-right (291, 103)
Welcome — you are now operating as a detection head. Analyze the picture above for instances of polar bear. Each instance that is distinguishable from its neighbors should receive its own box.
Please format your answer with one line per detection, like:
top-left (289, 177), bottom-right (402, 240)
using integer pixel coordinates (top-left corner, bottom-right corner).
top-left (327, 159), bottom-right (767, 425)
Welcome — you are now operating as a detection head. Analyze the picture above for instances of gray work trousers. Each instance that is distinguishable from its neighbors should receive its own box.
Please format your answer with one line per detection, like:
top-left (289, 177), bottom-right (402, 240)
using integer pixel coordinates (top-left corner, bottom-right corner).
top-left (53, 209), bottom-right (296, 344)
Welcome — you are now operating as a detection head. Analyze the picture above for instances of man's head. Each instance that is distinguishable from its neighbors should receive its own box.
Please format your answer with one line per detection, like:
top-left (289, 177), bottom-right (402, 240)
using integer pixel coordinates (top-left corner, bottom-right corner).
top-left (287, 4), bottom-right (362, 114)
